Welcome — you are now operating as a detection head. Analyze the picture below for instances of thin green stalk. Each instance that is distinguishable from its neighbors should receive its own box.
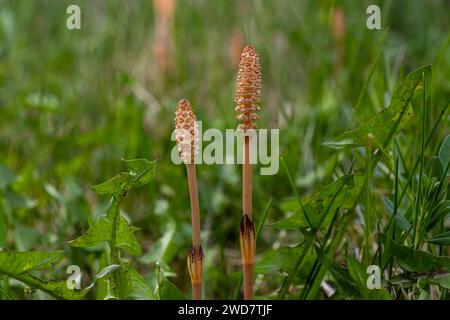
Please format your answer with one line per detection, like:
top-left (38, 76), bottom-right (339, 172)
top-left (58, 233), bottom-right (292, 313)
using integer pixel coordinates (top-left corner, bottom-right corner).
top-left (278, 237), bottom-right (313, 300)
top-left (301, 208), bottom-right (340, 299)
top-left (363, 155), bottom-right (373, 263)
top-left (301, 164), bottom-right (356, 300)
top-left (380, 81), bottom-right (447, 253)
top-left (304, 213), bottom-right (352, 300)
top-left (256, 199), bottom-right (273, 241)
top-left (280, 157), bottom-right (316, 239)
top-left (278, 157), bottom-right (345, 299)
top-left (354, 29), bottom-right (388, 112)
top-left (413, 72), bottom-right (427, 250)
top-left (395, 139), bottom-right (410, 180)
top-left (277, 157), bottom-right (315, 299)
top-left (417, 158), bottom-right (450, 247)
top-left (0, 285), bottom-right (11, 300)
top-left (388, 157), bottom-right (399, 280)
top-left (396, 103), bottom-right (448, 207)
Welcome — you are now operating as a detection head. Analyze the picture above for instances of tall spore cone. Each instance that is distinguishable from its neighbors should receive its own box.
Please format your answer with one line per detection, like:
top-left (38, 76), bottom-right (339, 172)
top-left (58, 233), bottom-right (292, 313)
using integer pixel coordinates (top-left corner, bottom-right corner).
top-left (235, 45), bottom-right (262, 131)
top-left (175, 99), bottom-right (200, 164)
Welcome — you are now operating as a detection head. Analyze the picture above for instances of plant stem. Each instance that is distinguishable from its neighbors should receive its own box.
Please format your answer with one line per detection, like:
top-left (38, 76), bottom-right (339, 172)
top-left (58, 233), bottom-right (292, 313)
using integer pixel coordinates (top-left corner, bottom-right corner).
top-left (186, 164), bottom-right (201, 248)
top-left (186, 164), bottom-right (203, 300)
top-left (363, 155), bottom-right (373, 263)
top-left (241, 135), bottom-right (254, 300)
top-left (354, 29), bottom-right (387, 112)
top-left (243, 264), bottom-right (253, 299)
top-left (192, 282), bottom-right (201, 300)
top-left (243, 136), bottom-right (252, 219)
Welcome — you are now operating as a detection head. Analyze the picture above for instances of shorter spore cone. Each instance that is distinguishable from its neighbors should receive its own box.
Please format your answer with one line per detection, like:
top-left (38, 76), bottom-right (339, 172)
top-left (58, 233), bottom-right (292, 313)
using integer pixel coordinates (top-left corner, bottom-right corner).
top-left (174, 99), bottom-right (199, 164)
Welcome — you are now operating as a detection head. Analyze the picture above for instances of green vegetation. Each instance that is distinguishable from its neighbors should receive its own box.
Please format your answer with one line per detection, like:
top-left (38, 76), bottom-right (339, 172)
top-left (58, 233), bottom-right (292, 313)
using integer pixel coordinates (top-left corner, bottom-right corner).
top-left (0, 0), bottom-right (449, 300)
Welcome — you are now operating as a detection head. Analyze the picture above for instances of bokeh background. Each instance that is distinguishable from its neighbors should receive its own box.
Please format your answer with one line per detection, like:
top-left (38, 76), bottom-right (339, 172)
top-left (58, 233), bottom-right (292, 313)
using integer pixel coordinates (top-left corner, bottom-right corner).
top-left (0, 0), bottom-right (449, 299)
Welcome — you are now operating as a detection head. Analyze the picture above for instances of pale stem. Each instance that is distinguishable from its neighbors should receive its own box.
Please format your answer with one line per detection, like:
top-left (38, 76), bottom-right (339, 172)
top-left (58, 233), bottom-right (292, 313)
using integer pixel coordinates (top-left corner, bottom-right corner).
top-left (192, 282), bottom-right (202, 300)
top-left (242, 134), bottom-right (254, 300)
top-left (243, 135), bottom-right (252, 218)
top-left (243, 264), bottom-right (254, 300)
top-left (186, 164), bottom-right (201, 248)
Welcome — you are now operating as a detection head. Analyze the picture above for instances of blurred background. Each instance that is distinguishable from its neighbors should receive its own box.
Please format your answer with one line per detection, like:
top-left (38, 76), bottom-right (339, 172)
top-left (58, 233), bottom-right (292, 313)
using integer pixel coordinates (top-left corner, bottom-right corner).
top-left (0, 0), bottom-right (448, 299)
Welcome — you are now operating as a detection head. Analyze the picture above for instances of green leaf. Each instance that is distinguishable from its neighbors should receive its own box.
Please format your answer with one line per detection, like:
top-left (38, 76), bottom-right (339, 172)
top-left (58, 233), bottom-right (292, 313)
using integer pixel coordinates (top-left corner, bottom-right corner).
top-left (122, 158), bottom-right (157, 187)
top-left (389, 274), bottom-right (414, 287)
top-left (84, 264), bottom-right (121, 291)
top-left (0, 249), bottom-right (86, 299)
top-left (382, 197), bottom-right (411, 232)
top-left (347, 257), bottom-right (391, 300)
top-left (324, 65), bottom-right (430, 150)
top-left (75, 159), bottom-right (157, 299)
top-left (155, 263), bottom-right (186, 300)
top-left (69, 200), bottom-right (141, 256)
top-left (430, 273), bottom-right (450, 289)
top-left (0, 249), bottom-right (63, 274)
top-left (139, 218), bottom-right (176, 264)
top-left (18, 276), bottom-right (88, 300)
top-left (254, 250), bottom-right (285, 274)
top-left (113, 263), bottom-right (155, 300)
top-left (426, 231), bottom-right (450, 246)
top-left (381, 234), bottom-right (450, 273)
top-left (91, 173), bottom-right (134, 197)
top-left (438, 135), bottom-right (450, 173)
top-left (91, 159), bottom-right (158, 197)
top-left (271, 174), bottom-right (363, 230)
top-left (425, 157), bottom-right (444, 179)
top-left (346, 257), bottom-right (368, 296)
top-left (315, 248), bottom-right (360, 297)
top-left (254, 247), bottom-right (303, 275)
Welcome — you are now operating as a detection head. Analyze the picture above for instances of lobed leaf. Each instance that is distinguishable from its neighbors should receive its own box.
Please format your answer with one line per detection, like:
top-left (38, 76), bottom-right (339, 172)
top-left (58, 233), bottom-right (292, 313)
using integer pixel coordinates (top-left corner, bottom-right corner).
top-left (122, 158), bottom-right (157, 187)
top-left (91, 159), bottom-right (158, 196)
top-left (0, 249), bottom-right (63, 274)
top-left (69, 200), bottom-right (141, 256)
top-left (91, 173), bottom-right (133, 197)
top-left (0, 249), bottom-right (86, 299)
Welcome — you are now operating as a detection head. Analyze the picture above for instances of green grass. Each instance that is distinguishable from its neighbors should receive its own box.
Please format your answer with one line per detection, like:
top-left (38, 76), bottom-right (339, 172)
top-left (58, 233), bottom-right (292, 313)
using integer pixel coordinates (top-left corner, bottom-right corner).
top-left (0, 0), bottom-right (449, 300)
